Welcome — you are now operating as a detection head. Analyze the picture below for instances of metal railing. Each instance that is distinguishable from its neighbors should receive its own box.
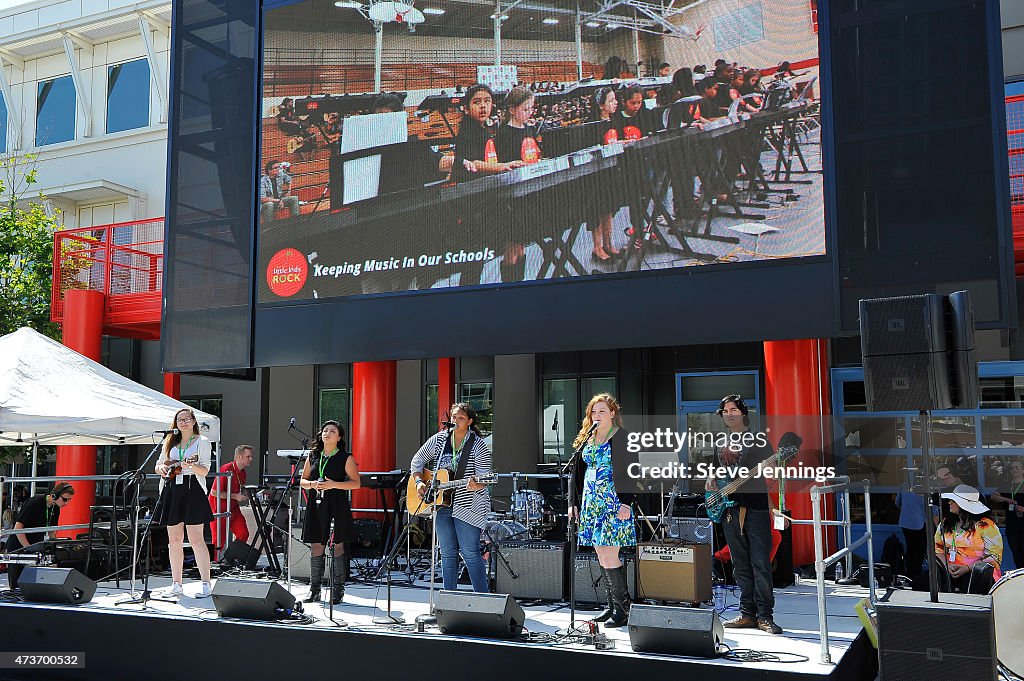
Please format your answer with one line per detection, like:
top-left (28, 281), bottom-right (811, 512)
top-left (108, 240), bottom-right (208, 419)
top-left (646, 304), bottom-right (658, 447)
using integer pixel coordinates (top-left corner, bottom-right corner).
top-left (810, 477), bottom-right (875, 665)
top-left (50, 218), bottom-right (164, 326)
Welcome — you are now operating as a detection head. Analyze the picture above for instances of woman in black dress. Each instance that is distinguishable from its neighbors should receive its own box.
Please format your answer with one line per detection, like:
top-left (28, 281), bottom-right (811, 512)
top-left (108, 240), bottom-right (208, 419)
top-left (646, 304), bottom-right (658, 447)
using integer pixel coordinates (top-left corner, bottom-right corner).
top-left (300, 420), bottom-right (360, 604)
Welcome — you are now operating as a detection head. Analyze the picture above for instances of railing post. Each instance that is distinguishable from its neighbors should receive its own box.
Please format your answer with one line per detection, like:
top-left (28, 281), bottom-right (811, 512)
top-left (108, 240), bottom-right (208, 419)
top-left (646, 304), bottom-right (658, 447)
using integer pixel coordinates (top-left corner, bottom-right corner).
top-left (811, 485), bottom-right (832, 665)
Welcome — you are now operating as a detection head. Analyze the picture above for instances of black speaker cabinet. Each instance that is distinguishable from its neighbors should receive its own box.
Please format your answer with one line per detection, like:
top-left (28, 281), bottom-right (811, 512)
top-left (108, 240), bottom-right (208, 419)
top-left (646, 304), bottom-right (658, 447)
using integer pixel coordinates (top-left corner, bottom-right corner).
top-left (628, 604), bottom-right (723, 657)
top-left (19, 567), bottom-right (96, 605)
top-left (772, 520), bottom-right (794, 588)
top-left (572, 551), bottom-right (636, 604)
top-left (211, 578), bottom-right (296, 621)
top-left (947, 290), bottom-right (979, 409)
top-left (220, 539), bottom-right (259, 569)
top-left (349, 518), bottom-right (384, 559)
top-left (860, 294), bottom-right (953, 411)
top-left (435, 590), bottom-right (525, 638)
top-left (876, 590), bottom-right (995, 681)
top-left (495, 541), bottom-right (566, 601)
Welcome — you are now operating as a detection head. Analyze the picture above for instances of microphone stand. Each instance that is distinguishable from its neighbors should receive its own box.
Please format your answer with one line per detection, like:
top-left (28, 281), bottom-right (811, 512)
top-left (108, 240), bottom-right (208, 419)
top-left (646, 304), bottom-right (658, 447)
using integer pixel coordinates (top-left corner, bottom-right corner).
top-left (415, 473), bottom-right (443, 626)
top-left (259, 420), bottom-right (311, 594)
top-left (561, 423), bottom-right (597, 630)
top-left (117, 436), bottom-right (179, 607)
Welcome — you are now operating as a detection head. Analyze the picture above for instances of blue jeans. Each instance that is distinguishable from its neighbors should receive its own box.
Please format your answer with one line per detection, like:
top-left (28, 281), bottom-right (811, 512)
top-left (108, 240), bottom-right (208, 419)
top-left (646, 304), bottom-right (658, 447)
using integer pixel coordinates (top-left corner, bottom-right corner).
top-left (434, 508), bottom-right (488, 592)
top-left (722, 506), bottom-right (774, 619)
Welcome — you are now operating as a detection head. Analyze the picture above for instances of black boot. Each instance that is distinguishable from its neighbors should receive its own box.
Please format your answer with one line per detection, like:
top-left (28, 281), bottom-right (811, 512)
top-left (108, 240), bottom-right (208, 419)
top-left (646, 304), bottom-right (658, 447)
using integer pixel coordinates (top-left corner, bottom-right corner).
top-left (592, 567), bottom-right (615, 623)
top-left (331, 552), bottom-right (348, 605)
top-left (604, 566), bottom-right (631, 628)
top-left (304, 554), bottom-right (324, 603)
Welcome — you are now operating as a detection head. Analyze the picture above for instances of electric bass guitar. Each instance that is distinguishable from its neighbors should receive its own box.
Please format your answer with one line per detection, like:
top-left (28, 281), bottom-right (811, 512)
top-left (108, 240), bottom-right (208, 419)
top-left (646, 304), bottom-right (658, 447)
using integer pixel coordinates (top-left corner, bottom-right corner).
top-left (704, 432), bottom-right (802, 523)
top-left (406, 469), bottom-right (498, 517)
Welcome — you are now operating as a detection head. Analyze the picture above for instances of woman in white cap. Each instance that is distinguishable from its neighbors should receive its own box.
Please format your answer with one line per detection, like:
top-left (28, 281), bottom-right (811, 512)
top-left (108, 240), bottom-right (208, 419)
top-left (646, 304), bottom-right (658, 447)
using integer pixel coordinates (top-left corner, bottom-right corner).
top-left (928, 484), bottom-right (1003, 594)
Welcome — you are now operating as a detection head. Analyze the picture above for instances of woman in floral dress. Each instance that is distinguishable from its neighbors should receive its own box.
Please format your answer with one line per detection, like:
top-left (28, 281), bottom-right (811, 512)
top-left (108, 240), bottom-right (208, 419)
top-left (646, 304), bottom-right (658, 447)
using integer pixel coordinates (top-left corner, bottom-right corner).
top-left (571, 393), bottom-right (637, 627)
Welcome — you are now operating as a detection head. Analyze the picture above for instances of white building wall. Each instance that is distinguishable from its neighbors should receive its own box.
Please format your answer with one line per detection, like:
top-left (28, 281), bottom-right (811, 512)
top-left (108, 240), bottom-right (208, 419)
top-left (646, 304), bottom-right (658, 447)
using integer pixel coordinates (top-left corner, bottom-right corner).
top-left (0, 0), bottom-right (170, 229)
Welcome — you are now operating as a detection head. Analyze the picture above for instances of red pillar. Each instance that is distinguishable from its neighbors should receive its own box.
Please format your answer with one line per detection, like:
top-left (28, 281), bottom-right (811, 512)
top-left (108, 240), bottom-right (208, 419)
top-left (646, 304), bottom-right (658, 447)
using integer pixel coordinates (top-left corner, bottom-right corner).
top-left (163, 372), bottom-right (181, 399)
top-left (437, 358), bottom-right (456, 431)
top-left (763, 338), bottom-right (833, 566)
top-left (57, 290), bottom-right (105, 537)
top-left (351, 361), bottom-right (396, 519)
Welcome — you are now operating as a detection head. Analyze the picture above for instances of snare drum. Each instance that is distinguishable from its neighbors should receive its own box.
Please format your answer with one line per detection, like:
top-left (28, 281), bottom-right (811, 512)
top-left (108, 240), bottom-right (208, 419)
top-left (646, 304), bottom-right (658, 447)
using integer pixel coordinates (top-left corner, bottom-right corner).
top-left (990, 567), bottom-right (1024, 677)
top-left (511, 490), bottom-right (545, 526)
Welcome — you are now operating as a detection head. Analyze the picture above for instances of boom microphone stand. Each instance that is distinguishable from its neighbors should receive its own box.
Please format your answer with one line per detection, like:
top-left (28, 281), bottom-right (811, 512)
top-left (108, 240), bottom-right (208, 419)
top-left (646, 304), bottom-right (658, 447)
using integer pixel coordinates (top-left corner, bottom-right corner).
top-left (561, 422), bottom-right (597, 629)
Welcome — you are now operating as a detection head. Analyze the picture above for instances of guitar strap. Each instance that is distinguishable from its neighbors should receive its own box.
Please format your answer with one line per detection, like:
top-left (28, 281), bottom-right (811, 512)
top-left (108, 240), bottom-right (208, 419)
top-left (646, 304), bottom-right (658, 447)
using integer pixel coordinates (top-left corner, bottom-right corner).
top-left (739, 506), bottom-right (747, 533)
top-left (452, 432), bottom-right (472, 482)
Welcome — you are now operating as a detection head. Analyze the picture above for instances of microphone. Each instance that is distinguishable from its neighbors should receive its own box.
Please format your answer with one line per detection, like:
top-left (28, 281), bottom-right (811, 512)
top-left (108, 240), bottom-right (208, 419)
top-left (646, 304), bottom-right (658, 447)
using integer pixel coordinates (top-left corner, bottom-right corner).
top-left (154, 429), bottom-right (180, 436)
top-left (288, 417), bottom-right (296, 431)
top-left (586, 422), bottom-right (599, 439)
top-left (316, 477), bottom-right (325, 505)
top-left (441, 420), bottom-right (456, 428)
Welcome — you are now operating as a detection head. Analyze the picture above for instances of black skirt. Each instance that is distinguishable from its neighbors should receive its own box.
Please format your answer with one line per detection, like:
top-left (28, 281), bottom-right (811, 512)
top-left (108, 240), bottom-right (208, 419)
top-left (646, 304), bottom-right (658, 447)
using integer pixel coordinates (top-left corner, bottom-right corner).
top-left (301, 489), bottom-right (354, 545)
top-left (155, 476), bottom-right (214, 526)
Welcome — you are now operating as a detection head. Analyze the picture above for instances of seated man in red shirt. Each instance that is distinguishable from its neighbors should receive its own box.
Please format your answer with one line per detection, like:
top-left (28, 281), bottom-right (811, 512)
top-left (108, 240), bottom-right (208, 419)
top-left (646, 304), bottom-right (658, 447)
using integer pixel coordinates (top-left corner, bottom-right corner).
top-left (208, 444), bottom-right (255, 549)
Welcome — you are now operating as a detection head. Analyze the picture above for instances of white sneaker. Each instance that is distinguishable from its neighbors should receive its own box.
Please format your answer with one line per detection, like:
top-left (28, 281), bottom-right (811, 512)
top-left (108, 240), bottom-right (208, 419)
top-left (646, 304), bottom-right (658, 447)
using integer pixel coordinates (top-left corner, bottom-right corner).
top-left (161, 582), bottom-right (184, 597)
top-left (194, 582), bottom-right (212, 598)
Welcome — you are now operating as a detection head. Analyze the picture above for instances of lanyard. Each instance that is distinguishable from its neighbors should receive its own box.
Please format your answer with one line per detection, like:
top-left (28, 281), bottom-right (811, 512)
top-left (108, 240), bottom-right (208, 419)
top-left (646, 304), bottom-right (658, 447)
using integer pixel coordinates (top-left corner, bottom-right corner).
top-left (318, 449), bottom-right (337, 481)
top-left (46, 503), bottom-right (55, 528)
top-left (178, 435), bottom-right (197, 461)
top-left (1012, 479), bottom-right (1024, 500)
top-left (451, 433), bottom-right (467, 471)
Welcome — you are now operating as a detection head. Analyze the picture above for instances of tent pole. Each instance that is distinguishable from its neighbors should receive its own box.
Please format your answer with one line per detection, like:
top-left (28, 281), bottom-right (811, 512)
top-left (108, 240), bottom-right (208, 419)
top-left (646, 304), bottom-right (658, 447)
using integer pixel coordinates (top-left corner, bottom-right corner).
top-left (30, 441), bottom-right (38, 496)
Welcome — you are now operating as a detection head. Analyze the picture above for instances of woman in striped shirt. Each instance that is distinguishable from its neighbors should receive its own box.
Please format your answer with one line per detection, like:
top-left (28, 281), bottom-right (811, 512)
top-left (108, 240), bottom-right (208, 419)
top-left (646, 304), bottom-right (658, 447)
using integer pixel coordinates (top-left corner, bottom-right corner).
top-left (411, 403), bottom-right (492, 592)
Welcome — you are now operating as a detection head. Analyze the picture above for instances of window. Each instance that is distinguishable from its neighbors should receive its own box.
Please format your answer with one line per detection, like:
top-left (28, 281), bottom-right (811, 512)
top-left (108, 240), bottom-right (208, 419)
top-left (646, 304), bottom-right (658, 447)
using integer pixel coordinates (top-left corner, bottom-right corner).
top-left (458, 382), bottom-right (493, 437)
top-left (425, 384), bottom-right (439, 435)
top-left (107, 59), bottom-right (151, 133)
top-left (36, 76), bottom-right (76, 146)
top-left (318, 388), bottom-right (350, 437)
top-left (541, 376), bottom-right (617, 463)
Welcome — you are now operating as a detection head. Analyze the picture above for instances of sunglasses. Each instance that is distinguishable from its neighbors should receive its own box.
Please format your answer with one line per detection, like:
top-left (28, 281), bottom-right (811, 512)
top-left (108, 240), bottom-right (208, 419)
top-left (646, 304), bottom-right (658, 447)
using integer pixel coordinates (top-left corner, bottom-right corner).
top-left (58, 495), bottom-right (73, 502)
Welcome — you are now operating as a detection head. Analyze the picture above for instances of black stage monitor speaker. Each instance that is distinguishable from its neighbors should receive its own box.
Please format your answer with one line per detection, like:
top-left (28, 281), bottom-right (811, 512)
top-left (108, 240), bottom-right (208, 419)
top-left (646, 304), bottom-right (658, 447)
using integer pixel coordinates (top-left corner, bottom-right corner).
top-left (494, 541), bottom-right (566, 601)
top-left (220, 539), bottom-right (259, 569)
top-left (876, 590), bottom-right (995, 681)
top-left (434, 590), bottom-right (525, 638)
top-left (211, 578), bottom-right (296, 621)
top-left (628, 604), bottom-right (723, 657)
top-left (947, 290), bottom-right (979, 409)
top-left (20, 567), bottom-right (96, 605)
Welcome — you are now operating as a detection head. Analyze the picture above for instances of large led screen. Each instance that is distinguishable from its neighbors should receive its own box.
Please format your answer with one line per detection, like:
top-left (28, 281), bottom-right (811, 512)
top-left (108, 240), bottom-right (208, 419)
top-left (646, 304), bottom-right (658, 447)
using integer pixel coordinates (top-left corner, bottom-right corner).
top-left (258, 0), bottom-right (825, 303)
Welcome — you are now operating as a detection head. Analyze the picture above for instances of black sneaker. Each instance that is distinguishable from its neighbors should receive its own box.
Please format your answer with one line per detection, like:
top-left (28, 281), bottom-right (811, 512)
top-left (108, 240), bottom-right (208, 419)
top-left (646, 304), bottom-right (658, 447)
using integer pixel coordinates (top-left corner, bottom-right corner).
top-left (757, 618), bottom-right (782, 635)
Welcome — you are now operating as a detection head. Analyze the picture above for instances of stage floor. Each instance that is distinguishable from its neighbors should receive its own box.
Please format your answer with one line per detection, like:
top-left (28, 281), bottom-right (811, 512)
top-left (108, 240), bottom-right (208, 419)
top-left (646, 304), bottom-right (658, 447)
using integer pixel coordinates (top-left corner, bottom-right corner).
top-left (0, 568), bottom-right (875, 681)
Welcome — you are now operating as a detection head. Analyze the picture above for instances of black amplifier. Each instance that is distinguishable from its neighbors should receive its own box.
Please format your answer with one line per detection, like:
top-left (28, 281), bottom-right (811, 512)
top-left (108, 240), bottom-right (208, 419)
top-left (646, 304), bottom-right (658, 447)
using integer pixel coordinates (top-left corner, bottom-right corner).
top-left (494, 541), bottom-right (566, 601)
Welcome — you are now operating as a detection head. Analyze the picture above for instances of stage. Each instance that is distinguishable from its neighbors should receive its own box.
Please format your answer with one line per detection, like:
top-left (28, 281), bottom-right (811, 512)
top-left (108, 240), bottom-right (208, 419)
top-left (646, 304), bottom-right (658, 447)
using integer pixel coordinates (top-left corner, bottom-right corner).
top-left (0, 569), bottom-right (877, 681)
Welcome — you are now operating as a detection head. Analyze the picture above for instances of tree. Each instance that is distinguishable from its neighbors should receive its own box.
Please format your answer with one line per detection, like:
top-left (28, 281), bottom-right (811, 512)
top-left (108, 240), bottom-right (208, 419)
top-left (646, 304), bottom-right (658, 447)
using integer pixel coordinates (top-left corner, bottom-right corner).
top-left (0, 155), bottom-right (64, 466)
top-left (0, 154), bottom-right (63, 341)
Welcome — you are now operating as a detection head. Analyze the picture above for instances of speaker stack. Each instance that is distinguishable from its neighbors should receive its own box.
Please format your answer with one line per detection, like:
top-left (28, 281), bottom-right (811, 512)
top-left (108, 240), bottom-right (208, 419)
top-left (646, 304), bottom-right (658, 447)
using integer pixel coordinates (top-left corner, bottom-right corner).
top-left (859, 291), bottom-right (978, 411)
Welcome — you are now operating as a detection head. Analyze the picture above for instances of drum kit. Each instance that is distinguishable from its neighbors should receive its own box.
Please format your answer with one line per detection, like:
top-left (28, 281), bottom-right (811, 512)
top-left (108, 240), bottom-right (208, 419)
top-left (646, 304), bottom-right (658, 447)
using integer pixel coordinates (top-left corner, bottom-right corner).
top-left (990, 567), bottom-right (1024, 679)
top-left (484, 489), bottom-right (560, 544)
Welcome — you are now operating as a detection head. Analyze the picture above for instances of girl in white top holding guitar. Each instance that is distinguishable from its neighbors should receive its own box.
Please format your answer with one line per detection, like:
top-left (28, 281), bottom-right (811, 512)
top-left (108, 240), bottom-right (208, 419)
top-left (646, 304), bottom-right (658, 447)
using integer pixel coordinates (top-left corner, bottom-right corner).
top-left (155, 407), bottom-right (214, 598)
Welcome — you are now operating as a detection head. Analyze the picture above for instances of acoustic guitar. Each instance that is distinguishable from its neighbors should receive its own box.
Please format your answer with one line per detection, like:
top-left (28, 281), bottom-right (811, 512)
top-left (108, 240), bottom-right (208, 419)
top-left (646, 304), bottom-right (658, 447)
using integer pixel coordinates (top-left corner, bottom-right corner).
top-left (406, 469), bottom-right (498, 517)
top-left (161, 455), bottom-right (200, 482)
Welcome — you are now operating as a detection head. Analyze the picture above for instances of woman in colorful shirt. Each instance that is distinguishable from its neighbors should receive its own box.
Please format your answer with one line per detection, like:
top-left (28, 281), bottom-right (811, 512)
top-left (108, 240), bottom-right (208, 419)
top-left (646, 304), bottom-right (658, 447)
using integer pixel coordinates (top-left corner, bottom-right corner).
top-left (932, 485), bottom-right (1003, 594)
top-left (571, 394), bottom-right (638, 628)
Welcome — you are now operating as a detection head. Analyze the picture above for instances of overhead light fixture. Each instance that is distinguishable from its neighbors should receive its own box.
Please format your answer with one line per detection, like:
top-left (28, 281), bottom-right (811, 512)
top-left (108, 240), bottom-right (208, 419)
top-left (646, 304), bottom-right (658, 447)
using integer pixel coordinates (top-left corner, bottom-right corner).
top-left (490, 13), bottom-right (509, 20)
top-left (542, 18), bottom-right (558, 24)
top-left (334, 1), bottom-right (362, 7)
top-left (607, 22), bottom-right (621, 29)
top-left (422, 7), bottom-right (445, 14)
top-left (586, 21), bottom-right (600, 27)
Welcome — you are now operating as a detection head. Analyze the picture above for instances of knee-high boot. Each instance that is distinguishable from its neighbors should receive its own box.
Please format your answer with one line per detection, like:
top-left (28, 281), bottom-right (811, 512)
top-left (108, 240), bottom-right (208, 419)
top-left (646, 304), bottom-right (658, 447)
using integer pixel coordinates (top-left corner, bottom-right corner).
top-left (604, 566), bottom-right (632, 628)
top-left (304, 554), bottom-right (324, 603)
top-left (593, 566), bottom-right (615, 623)
top-left (332, 552), bottom-right (348, 605)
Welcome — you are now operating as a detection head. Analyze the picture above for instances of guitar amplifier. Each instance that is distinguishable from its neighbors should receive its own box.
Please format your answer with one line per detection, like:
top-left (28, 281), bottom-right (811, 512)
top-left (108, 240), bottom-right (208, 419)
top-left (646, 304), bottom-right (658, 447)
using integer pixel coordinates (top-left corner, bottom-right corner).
top-left (572, 551), bottom-right (636, 604)
top-left (637, 543), bottom-right (712, 604)
top-left (665, 518), bottom-right (713, 544)
top-left (495, 541), bottom-right (566, 601)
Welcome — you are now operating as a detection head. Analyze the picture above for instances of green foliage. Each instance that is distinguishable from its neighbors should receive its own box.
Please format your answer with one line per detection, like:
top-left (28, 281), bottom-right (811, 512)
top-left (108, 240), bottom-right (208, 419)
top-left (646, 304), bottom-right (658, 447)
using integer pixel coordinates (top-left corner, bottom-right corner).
top-left (0, 154), bottom-right (63, 341)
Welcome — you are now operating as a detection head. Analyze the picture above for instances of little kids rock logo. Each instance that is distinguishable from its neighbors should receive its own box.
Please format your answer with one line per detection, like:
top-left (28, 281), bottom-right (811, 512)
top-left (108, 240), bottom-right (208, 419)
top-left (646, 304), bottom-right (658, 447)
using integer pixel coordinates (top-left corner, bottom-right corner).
top-left (267, 248), bottom-right (308, 297)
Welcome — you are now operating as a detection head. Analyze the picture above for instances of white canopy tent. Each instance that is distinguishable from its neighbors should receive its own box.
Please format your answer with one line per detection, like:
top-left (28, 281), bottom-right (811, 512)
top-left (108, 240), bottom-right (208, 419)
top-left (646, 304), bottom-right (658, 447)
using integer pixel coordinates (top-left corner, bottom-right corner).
top-left (0, 327), bottom-right (220, 447)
